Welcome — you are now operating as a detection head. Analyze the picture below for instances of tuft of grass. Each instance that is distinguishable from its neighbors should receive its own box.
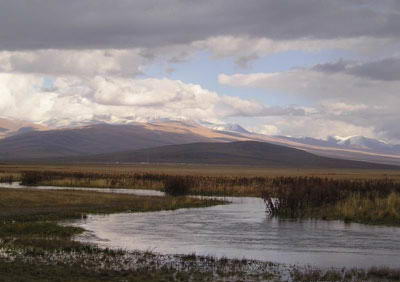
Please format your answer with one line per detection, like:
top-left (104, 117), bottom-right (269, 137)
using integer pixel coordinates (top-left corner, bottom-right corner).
top-left (368, 266), bottom-right (400, 280)
top-left (20, 171), bottom-right (44, 186)
top-left (0, 173), bottom-right (17, 184)
top-left (163, 176), bottom-right (192, 196)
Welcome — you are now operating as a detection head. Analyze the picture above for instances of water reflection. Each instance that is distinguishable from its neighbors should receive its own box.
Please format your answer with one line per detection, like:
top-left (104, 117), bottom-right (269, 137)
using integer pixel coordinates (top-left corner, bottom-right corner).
top-left (0, 182), bottom-right (165, 196)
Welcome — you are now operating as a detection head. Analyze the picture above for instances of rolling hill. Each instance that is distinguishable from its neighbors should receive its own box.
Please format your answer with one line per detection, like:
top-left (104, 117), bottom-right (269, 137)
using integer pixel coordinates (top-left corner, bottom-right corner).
top-left (0, 121), bottom-right (245, 160)
top-left (59, 141), bottom-right (399, 169)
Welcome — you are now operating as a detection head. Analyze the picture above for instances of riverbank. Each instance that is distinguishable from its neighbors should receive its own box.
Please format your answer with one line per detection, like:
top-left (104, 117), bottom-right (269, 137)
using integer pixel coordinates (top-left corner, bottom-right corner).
top-left (1, 187), bottom-right (400, 281)
top-left (3, 242), bottom-right (400, 282)
top-left (0, 187), bottom-right (279, 281)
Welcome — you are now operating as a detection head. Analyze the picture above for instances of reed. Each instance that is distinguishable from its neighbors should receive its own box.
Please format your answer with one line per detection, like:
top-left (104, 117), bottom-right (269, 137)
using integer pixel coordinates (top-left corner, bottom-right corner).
top-left (0, 173), bottom-right (18, 184)
top-left (331, 192), bottom-right (400, 225)
top-left (163, 176), bottom-right (192, 196)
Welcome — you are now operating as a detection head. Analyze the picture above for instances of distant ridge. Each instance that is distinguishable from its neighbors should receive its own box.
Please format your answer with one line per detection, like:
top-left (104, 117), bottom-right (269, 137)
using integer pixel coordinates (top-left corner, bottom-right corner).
top-left (60, 141), bottom-right (399, 169)
top-left (0, 120), bottom-right (400, 166)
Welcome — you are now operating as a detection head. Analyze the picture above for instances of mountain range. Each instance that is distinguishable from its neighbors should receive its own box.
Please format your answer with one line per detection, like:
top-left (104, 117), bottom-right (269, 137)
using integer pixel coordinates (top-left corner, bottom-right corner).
top-left (0, 117), bottom-right (399, 168)
top-left (276, 135), bottom-right (400, 156)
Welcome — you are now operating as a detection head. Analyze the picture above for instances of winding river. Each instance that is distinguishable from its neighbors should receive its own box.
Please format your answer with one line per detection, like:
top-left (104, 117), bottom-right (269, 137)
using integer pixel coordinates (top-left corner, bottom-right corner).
top-left (3, 182), bottom-right (400, 268)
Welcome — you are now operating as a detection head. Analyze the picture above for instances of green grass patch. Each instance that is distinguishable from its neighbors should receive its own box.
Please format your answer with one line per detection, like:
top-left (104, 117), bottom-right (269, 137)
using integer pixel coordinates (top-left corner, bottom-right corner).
top-left (0, 222), bottom-right (84, 238)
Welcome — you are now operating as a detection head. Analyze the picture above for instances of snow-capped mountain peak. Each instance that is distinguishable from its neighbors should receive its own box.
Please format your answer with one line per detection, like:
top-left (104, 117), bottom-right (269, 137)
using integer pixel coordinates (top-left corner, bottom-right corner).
top-left (200, 122), bottom-right (251, 134)
top-left (328, 135), bottom-right (391, 149)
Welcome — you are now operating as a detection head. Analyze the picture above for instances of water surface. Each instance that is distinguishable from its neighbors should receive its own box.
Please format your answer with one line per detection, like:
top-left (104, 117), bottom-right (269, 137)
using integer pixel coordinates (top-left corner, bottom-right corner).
top-left (0, 182), bottom-right (164, 196)
top-left (70, 196), bottom-right (400, 268)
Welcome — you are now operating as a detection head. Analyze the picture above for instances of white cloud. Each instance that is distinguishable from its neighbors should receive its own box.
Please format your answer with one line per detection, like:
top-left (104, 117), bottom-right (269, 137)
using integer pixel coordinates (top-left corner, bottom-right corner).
top-left (218, 69), bottom-right (400, 103)
top-left (259, 124), bottom-right (279, 135)
top-left (0, 73), bottom-right (302, 127)
top-left (256, 116), bottom-right (375, 140)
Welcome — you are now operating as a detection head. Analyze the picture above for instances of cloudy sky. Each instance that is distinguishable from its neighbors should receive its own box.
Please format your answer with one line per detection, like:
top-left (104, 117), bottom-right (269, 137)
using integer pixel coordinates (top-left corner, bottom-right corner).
top-left (1, 0), bottom-right (400, 142)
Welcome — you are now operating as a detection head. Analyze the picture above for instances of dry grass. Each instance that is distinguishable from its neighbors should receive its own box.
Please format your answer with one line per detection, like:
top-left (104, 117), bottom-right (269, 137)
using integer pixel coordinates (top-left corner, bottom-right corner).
top-left (330, 192), bottom-right (400, 225)
top-left (262, 177), bottom-right (400, 225)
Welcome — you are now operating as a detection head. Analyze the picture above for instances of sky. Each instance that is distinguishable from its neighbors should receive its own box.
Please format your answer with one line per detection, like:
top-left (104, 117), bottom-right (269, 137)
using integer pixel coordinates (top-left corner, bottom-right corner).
top-left (1, 0), bottom-right (400, 143)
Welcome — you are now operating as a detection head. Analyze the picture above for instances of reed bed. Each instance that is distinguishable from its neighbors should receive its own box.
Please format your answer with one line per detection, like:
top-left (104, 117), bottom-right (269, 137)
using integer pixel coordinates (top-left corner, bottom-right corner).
top-left (13, 170), bottom-right (272, 196)
top-left (330, 192), bottom-right (400, 225)
top-left (262, 177), bottom-right (400, 225)
top-left (0, 172), bottom-right (19, 184)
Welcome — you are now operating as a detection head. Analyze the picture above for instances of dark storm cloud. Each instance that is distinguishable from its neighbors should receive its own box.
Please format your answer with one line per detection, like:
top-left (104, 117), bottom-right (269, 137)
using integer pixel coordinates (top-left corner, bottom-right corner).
top-left (313, 60), bottom-right (349, 73)
top-left (313, 58), bottom-right (400, 81)
top-left (0, 0), bottom-right (399, 50)
top-left (352, 58), bottom-right (400, 81)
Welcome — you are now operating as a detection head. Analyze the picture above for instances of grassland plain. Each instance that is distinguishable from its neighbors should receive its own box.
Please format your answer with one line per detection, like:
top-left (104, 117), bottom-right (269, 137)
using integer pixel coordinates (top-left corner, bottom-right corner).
top-left (2, 164), bottom-right (400, 225)
top-left (2, 163), bottom-right (400, 195)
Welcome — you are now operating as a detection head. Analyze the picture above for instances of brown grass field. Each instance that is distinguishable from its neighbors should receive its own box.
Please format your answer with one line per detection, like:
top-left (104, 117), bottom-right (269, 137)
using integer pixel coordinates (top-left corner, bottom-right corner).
top-left (1, 163), bottom-right (400, 179)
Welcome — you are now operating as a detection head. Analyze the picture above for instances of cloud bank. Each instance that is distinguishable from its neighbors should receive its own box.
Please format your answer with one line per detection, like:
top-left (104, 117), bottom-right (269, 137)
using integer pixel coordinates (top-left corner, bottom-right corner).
top-left (219, 57), bottom-right (400, 142)
top-left (0, 73), bottom-right (304, 127)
